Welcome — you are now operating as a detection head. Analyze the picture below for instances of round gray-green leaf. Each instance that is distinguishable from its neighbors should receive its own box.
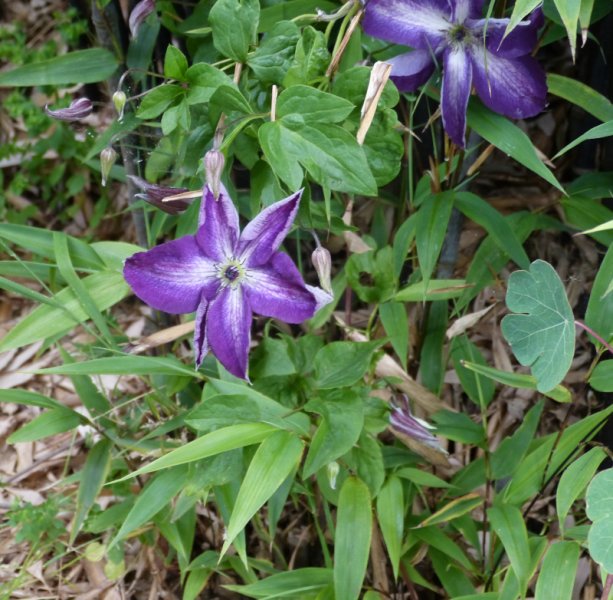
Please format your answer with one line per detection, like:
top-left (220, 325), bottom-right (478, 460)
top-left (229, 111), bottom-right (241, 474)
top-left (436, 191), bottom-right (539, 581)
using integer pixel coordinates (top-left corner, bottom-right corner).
top-left (501, 260), bottom-right (575, 393)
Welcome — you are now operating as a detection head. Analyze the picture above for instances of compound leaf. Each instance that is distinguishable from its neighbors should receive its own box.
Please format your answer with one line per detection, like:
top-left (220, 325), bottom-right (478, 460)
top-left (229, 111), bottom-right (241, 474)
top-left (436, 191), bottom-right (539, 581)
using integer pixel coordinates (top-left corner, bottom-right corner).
top-left (501, 260), bottom-right (575, 393)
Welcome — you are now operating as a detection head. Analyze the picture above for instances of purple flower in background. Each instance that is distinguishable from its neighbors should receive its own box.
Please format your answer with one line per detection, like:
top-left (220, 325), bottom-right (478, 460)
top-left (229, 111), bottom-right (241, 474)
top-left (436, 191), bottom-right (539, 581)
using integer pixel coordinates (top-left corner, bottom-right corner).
top-left (128, 175), bottom-right (191, 215)
top-left (124, 186), bottom-right (332, 379)
top-left (44, 97), bottom-right (93, 122)
top-left (390, 395), bottom-right (442, 449)
top-left (362, 0), bottom-right (547, 147)
top-left (129, 0), bottom-right (156, 37)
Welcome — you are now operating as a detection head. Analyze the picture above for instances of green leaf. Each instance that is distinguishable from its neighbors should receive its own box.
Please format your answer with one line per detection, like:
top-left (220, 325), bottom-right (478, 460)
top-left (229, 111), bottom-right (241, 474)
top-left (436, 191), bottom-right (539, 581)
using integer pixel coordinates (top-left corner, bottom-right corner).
top-left (303, 389), bottom-right (364, 478)
top-left (0, 389), bottom-right (64, 410)
top-left (395, 278), bottom-right (471, 302)
top-left (454, 192), bottom-right (530, 269)
top-left (503, 405), bottom-right (613, 505)
top-left (556, 447), bottom-right (607, 530)
top-left (0, 48), bottom-right (117, 86)
top-left (488, 505), bottom-right (531, 594)
top-left (547, 74), bottom-right (613, 122)
top-left (430, 410), bottom-right (486, 446)
top-left (259, 119), bottom-right (377, 195)
top-left (277, 85), bottom-right (355, 124)
top-left (209, 85), bottom-right (253, 118)
top-left (586, 468), bottom-right (613, 522)
top-left (136, 84), bottom-right (183, 119)
top-left (185, 63), bottom-right (232, 105)
top-left (71, 439), bottom-right (112, 543)
top-left (585, 244), bottom-right (613, 344)
top-left (111, 466), bottom-right (187, 546)
top-left (503, 0), bottom-right (542, 39)
top-left (554, 120), bottom-right (613, 158)
top-left (554, 0), bottom-right (582, 59)
top-left (313, 340), bottom-right (382, 389)
top-left (419, 494), bottom-right (483, 527)
top-left (379, 302), bottom-right (409, 370)
top-left (283, 26), bottom-right (330, 87)
top-left (0, 224), bottom-right (104, 270)
top-left (415, 192), bottom-right (455, 289)
top-left (334, 477), bottom-right (372, 600)
top-left (247, 21), bottom-right (300, 84)
top-left (490, 400), bottom-right (544, 480)
top-left (345, 247), bottom-right (395, 303)
top-left (501, 260), bottom-right (575, 393)
top-left (53, 232), bottom-right (113, 344)
top-left (376, 476), bottom-right (404, 580)
top-left (535, 541), bottom-right (581, 600)
top-left (397, 467), bottom-right (453, 489)
top-left (8, 407), bottom-right (82, 443)
top-left (115, 423), bottom-right (277, 481)
top-left (209, 0), bottom-right (260, 61)
top-left (164, 45), bottom-right (188, 81)
top-left (460, 361), bottom-right (571, 402)
top-left (221, 430), bottom-right (303, 556)
top-left (589, 360), bottom-right (613, 391)
top-left (467, 100), bottom-right (564, 193)
top-left (35, 355), bottom-right (197, 378)
top-left (450, 336), bottom-right (496, 407)
top-left (225, 568), bottom-right (332, 598)
top-left (586, 467), bottom-right (613, 571)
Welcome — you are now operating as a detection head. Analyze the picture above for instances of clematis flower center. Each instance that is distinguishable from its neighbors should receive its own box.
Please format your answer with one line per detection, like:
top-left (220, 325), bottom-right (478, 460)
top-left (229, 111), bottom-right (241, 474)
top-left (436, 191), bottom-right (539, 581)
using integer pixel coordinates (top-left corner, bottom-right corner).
top-left (448, 24), bottom-right (469, 44)
top-left (219, 260), bottom-right (245, 287)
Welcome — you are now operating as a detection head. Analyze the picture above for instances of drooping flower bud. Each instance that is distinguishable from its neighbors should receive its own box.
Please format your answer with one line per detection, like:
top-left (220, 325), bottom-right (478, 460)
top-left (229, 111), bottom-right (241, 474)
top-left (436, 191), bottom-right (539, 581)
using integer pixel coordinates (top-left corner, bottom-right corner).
top-left (312, 246), bottom-right (332, 295)
top-left (44, 97), bottom-right (93, 122)
top-left (390, 395), bottom-right (442, 450)
top-left (128, 175), bottom-right (191, 214)
top-left (204, 149), bottom-right (225, 200)
top-left (100, 147), bottom-right (118, 187)
top-left (129, 0), bottom-right (156, 37)
top-left (326, 461), bottom-right (340, 490)
top-left (113, 90), bottom-right (127, 120)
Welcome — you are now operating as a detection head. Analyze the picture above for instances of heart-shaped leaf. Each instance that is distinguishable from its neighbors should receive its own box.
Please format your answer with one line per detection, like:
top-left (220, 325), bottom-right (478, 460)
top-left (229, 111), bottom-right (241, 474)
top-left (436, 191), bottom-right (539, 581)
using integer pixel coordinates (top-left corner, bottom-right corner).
top-left (501, 260), bottom-right (575, 393)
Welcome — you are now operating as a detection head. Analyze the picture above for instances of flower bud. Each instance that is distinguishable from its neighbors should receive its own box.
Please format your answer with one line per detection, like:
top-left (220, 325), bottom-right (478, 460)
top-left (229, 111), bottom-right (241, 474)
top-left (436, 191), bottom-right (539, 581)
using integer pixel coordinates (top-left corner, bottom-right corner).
top-left (128, 175), bottom-right (190, 214)
top-left (129, 0), bottom-right (156, 37)
top-left (390, 394), bottom-right (442, 450)
top-left (311, 246), bottom-right (332, 294)
top-left (326, 461), bottom-right (340, 490)
top-left (100, 147), bottom-right (118, 187)
top-left (113, 90), bottom-right (127, 120)
top-left (44, 97), bottom-right (93, 122)
top-left (204, 149), bottom-right (225, 199)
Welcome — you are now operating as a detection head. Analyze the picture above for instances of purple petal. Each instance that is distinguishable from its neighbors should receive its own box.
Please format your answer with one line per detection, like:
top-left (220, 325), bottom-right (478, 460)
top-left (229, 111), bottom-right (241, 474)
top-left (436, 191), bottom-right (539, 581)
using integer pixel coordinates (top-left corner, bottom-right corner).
top-left (238, 190), bottom-right (302, 268)
top-left (196, 184), bottom-right (240, 262)
top-left (389, 395), bottom-right (442, 448)
top-left (45, 97), bottom-right (92, 121)
top-left (207, 286), bottom-right (252, 379)
top-left (388, 49), bottom-right (437, 92)
top-left (124, 236), bottom-right (219, 314)
top-left (194, 297), bottom-right (210, 368)
top-left (129, 0), bottom-right (155, 37)
top-left (244, 253), bottom-right (319, 323)
top-left (470, 50), bottom-right (547, 119)
top-left (362, 0), bottom-right (450, 51)
top-left (441, 46), bottom-right (473, 147)
top-left (469, 18), bottom-right (539, 58)
top-left (306, 284), bottom-right (334, 312)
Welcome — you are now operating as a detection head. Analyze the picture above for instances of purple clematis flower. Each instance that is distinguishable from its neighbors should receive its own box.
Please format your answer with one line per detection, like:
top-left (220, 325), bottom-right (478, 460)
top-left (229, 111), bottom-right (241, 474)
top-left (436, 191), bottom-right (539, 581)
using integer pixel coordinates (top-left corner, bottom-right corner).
top-left (362, 0), bottom-right (547, 147)
top-left (124, 185), bottom-right (332, 379)
top-left (129, 0), bottom-right (156, 37)
top-left (128, 175), bottom-right (191, 215)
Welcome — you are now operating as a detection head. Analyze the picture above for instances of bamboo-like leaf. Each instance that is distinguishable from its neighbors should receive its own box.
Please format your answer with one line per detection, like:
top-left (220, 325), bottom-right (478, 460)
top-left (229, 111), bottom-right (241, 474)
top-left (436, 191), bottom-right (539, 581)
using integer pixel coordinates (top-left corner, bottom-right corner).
top-left (376, 476), bottom-right (404, 580)
top-left (334, 477), bottom-right (372, 600)
top-left (488, 505), bottom-right (531, 594)
top-left (0, 48), bottom-right (117, 86)
top-left (114, 423), bottom-right (278, 481)
top-left (71, 439), bottom-right (112, 543)
top-left (535, 541), bottom-right (580, 600)
top-left (221, 430), bottom-right (303, 556)
top-left (110, 466), bottom-right (187, 546)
